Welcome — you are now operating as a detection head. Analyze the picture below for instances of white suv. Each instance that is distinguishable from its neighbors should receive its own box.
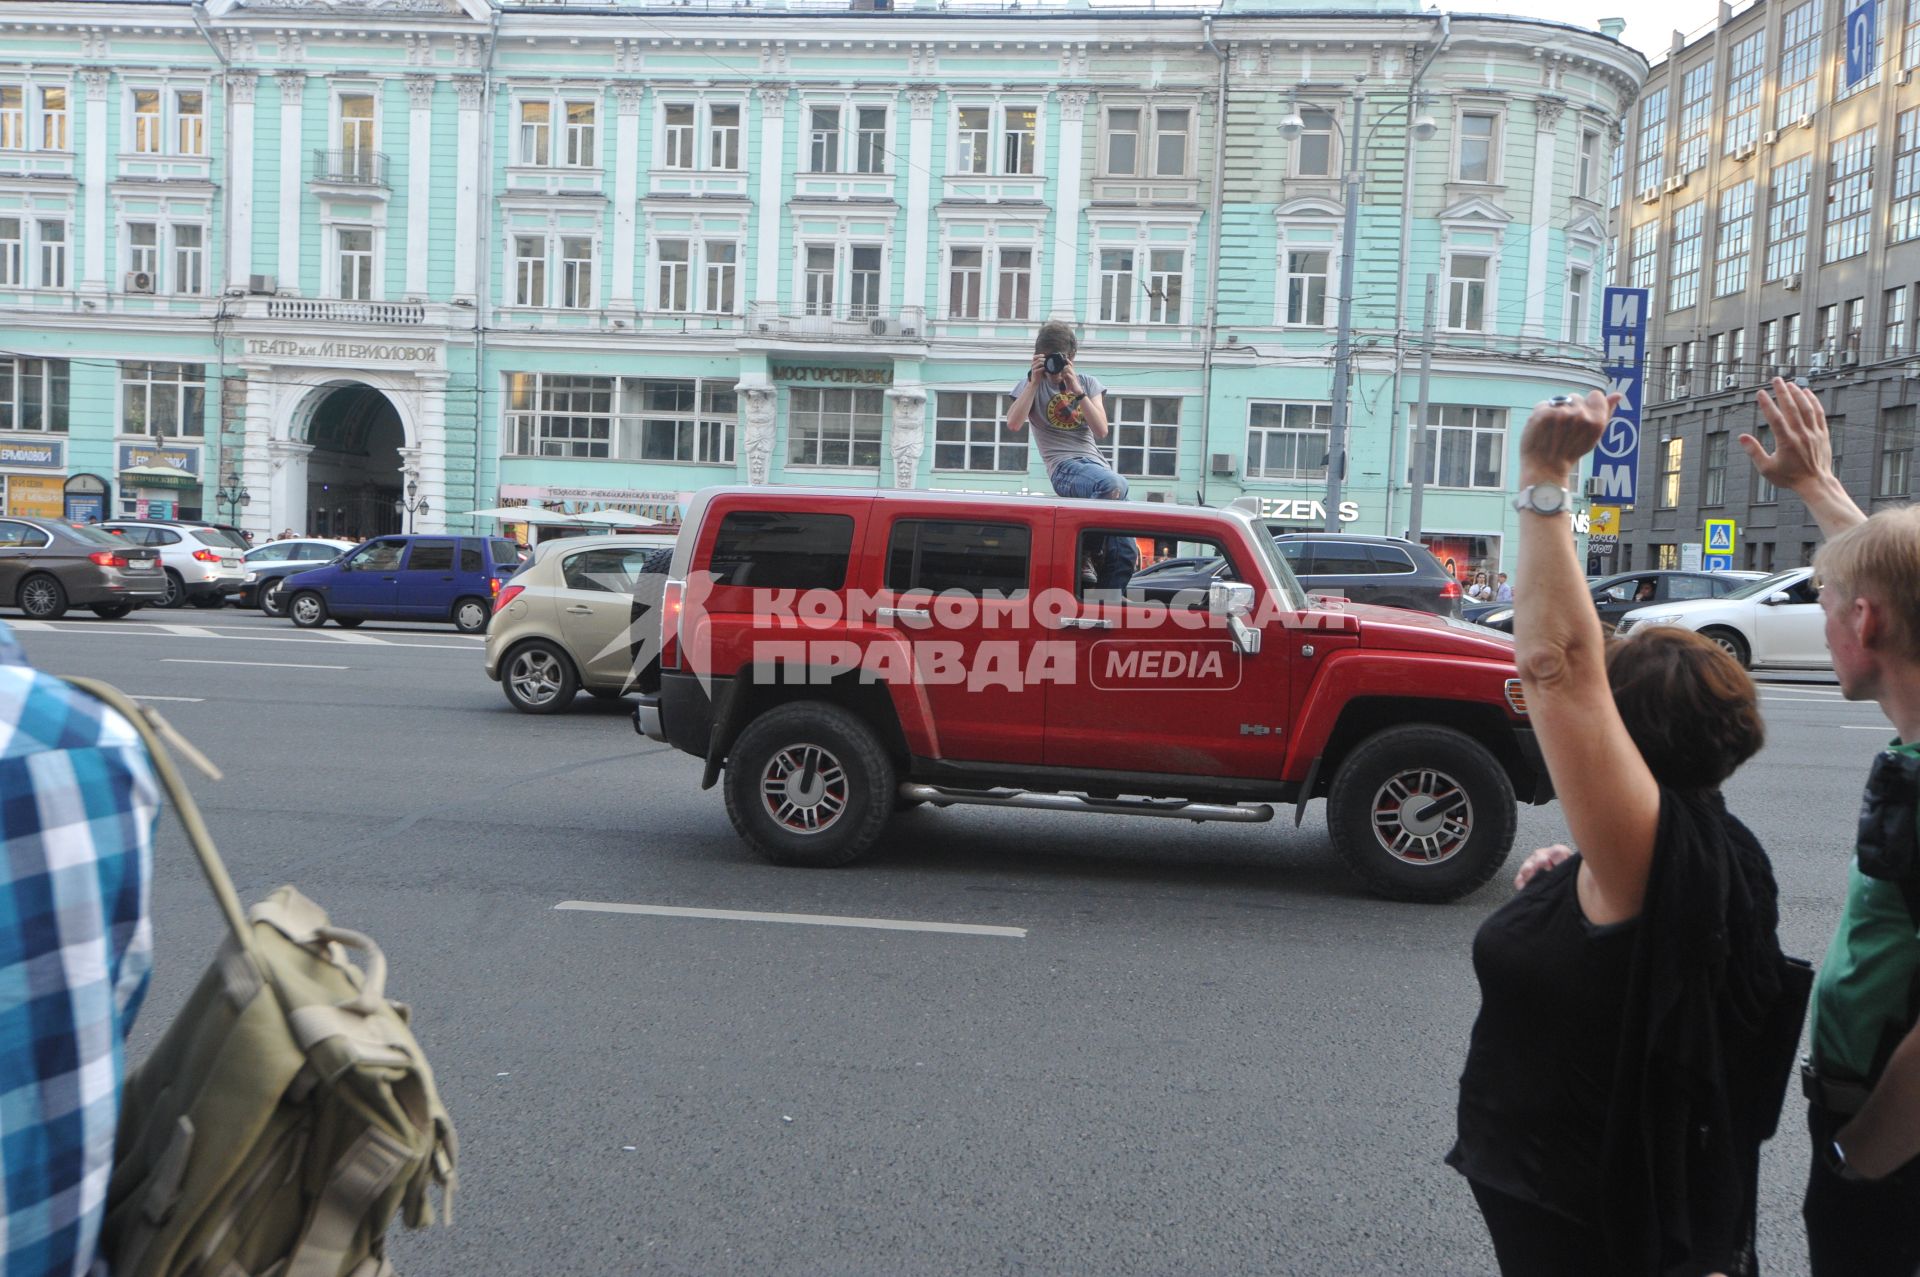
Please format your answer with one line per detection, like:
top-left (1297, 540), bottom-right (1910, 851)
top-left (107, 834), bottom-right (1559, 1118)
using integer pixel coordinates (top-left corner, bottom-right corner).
top-left (100, 520), bottom-right (249, 609)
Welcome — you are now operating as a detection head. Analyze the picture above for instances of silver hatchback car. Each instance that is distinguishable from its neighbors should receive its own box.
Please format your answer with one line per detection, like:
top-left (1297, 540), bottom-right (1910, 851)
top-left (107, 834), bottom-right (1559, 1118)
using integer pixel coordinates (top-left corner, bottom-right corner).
top-left (483, 533), bottom-right (675, 713)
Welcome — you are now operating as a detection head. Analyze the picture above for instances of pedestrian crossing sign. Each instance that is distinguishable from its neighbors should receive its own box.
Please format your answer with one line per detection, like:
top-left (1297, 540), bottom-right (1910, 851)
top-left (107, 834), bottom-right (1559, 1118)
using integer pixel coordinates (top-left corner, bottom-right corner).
top-left (1705, 519), bottom-right (1736, 554)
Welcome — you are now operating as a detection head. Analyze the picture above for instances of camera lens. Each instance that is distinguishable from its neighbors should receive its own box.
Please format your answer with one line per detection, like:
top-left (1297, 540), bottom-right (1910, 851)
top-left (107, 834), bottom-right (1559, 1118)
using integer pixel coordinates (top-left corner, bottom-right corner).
top-left (1045, 353), bottom-right (1066, 374)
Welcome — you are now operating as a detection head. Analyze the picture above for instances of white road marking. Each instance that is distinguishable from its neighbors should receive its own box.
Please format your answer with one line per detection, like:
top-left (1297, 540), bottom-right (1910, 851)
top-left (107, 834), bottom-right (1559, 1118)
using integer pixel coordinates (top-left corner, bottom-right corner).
top-left (323, 631), bottom-right (391, 644)
top-left (1756, 684), bottom-right (1843, 696)
top-left (554, 900), bottom-right (1027, 939)
top-left (1763, 695), bottom-right (1872, 705)
top-left (21, 624), bottom-right (471, 651)
top-left (1840, 725), bottom-right (1897, 731)
top-left (153, 623), bottom-right (221, 638)
top-left (128, 694), bottom-right (205, 703)
top-left (162, 658), bottom-right (349, 671)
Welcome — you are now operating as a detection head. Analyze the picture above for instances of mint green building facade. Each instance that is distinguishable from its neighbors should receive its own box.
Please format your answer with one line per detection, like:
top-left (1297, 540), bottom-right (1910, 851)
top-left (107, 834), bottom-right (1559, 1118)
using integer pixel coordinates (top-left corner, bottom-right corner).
top-left (0, 0), bottom-right (1642, 576)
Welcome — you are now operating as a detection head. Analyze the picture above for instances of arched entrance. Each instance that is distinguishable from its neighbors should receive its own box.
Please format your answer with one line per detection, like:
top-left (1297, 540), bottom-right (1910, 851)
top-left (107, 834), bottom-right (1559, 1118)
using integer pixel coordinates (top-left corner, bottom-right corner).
top-left (303, 385), bottom-right (406, 539)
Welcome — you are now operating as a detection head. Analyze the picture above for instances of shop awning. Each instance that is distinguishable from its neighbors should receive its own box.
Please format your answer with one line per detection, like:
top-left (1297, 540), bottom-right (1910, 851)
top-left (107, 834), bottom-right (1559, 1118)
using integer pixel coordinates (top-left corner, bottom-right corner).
top-left (564, 509), bottom-right (662, 528)
top-left (463, 506), bottom-right (585, 527)
top-left (120, 465), bottom-right (202, 491)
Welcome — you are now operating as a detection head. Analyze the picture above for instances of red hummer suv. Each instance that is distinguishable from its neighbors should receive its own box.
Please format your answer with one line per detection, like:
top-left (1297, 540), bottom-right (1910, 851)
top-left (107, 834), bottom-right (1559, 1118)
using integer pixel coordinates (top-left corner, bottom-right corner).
top-left (635, 487), bottom-right (1548, 902)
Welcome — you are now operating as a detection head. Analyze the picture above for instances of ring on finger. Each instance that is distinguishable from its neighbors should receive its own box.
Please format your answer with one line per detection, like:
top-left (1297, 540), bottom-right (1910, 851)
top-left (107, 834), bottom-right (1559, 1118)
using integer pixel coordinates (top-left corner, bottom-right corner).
top-left (1547, 394), bottom-right (1577, 407)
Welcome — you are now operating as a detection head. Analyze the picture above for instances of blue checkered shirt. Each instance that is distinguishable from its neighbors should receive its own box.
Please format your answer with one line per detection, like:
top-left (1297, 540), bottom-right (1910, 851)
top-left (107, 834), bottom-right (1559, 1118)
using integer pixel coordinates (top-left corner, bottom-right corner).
top-left (0, 622), bottom-right (156, 1277)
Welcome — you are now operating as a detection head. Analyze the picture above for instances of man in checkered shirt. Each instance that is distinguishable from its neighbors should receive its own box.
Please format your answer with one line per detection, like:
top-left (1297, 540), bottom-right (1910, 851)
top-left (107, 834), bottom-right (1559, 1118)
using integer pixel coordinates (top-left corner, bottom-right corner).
top-left (0, 620), bottom-right (156, 1276)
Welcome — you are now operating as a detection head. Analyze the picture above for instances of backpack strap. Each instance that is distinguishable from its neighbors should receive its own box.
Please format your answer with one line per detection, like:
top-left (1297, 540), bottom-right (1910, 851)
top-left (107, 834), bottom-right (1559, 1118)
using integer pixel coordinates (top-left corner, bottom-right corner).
top-left (283, 1129), bottom-right (413, 1277)
top-left (61, 676), bottom-right (257, 957)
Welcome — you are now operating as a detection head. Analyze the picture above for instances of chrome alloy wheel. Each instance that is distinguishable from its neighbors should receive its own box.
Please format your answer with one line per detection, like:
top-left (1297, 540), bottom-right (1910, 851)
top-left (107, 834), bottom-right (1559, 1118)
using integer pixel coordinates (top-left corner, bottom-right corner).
top-left (759, 743), bottom-right (850, 835)
top-left (19, 577), bottom-right (61, 618)
top-left (1370, 768), bottom-right (1474, 866)
top-left (289, 593), bottom-right (324, 626)
top-left (508, 648), bottom-right (566, 707)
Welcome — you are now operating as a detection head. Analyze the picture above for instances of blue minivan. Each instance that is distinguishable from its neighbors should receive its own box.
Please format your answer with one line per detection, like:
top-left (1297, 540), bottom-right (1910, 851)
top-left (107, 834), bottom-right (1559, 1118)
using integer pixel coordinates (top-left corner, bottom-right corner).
top-left (283, 534), bottom-right (526, 633)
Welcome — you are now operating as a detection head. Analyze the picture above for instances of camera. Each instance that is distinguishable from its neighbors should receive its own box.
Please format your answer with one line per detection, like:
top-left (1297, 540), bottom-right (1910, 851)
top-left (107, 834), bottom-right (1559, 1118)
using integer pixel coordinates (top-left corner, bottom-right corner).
top-left (1044, 352), bottom-right (1067, 375)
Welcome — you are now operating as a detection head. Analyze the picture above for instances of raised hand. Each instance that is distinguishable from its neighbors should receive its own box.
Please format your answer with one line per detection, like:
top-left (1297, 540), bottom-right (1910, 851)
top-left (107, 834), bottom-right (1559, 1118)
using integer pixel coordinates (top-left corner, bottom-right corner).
top-left (1518, 390), bottom-right (1622, 485)
top-left (1742, 377), bottom-right (1833, 492)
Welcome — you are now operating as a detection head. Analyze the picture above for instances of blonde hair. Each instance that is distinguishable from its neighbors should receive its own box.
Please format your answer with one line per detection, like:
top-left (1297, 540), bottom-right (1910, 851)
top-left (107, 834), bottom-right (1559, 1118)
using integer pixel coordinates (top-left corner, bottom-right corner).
top-left (1814, 506), bottom-right (1920, 662)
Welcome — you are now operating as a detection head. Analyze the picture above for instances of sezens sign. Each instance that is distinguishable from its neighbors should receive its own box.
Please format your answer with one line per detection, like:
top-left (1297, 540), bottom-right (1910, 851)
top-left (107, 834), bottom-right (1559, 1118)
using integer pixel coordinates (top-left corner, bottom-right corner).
top-left (770, 364), bottom-right (893, 387)
top-left (244, 338), bottom-right (441, 366)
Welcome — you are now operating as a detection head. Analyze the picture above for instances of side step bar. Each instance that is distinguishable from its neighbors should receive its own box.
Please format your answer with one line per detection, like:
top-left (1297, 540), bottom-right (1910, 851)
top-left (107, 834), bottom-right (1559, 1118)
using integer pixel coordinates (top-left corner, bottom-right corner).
top-left (898, 783), bottom-right (1274, 824)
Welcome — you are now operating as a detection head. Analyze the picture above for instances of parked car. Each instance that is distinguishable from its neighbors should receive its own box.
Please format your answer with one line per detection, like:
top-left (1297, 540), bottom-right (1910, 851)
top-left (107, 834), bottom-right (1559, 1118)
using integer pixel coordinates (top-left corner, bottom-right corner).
top-left (485, 534), bottom-right (677, 713)
top-left (1469, 569), bottom-right (1770, 635)
top-left (1614, 567), bottom-right (1827, 669)
top-left (233, 538), bottom-right (356, 616)
top-left (1269, 533), bottom-right (1464, 617)
top-left (100, 519), bottom-right (247, 608)
top-left (282, 533), bottom-right (525, 633)
top-left (635, 488), bottom-right (1550, 902)
top-left (0, 517), bottom-right (167, 619)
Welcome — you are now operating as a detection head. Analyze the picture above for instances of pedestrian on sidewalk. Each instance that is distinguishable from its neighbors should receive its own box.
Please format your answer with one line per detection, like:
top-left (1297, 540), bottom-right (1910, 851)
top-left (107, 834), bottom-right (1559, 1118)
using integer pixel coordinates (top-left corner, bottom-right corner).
top-left (1743, 378), bottom-right (1920, 1277)
top-left (1006, 320), bottom-right (1137, 593)
top-left (1494, 572), bottom-right (1513, 604)
top-left (0, 620), bottom-right (156, 1276)
top-left (1448, 389), bottom-right (1796, 1277)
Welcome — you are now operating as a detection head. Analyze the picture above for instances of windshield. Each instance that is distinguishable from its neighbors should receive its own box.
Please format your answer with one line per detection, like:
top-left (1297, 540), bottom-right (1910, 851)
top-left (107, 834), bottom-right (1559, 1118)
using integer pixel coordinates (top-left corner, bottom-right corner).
top-left (1723, 570), bottom-right (1803, 601)
top-left (193, 528), bottom-right (247, 550)
top-left (1245, 522), bottom-right (1307, 609)
top-left (64, 524), bottom-right (124, 547)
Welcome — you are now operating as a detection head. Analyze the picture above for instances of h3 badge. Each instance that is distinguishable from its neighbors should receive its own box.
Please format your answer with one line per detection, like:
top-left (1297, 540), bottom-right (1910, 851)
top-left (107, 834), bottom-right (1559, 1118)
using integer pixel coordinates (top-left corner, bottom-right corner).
top-left (1239, 723), bottom-right (1283, 737)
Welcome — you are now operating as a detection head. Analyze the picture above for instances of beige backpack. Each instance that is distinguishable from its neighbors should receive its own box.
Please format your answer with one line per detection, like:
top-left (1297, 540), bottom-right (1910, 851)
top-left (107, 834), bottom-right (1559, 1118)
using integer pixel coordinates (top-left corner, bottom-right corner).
top-left (68, 678), bottom-right (457, 1277)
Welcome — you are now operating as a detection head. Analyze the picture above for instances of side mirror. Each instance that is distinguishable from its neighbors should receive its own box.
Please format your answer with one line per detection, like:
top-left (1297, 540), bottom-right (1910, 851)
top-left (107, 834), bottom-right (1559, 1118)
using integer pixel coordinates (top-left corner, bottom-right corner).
top-left (1765, 591), bottom-right (1792, 606)
top-left (1209, 580), bottom-right (1261, 655)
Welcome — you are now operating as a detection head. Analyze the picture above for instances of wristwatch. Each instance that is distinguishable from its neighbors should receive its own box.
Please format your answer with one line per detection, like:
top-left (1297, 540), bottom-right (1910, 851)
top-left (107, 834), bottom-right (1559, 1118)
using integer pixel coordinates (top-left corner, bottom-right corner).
top-left (1512, 482), bottom-right (1572, 516)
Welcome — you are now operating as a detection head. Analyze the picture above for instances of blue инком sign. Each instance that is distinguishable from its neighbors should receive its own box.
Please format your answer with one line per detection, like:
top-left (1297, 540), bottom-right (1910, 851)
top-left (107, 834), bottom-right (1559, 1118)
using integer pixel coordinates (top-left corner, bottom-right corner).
top-left (1593, 287), bottom-right (1650, 507)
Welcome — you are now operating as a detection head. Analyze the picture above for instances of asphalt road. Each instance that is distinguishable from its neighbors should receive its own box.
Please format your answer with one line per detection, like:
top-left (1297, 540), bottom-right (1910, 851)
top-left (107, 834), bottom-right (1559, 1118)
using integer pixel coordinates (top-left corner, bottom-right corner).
top-left (13, 608), bottom-right (1887, 1276)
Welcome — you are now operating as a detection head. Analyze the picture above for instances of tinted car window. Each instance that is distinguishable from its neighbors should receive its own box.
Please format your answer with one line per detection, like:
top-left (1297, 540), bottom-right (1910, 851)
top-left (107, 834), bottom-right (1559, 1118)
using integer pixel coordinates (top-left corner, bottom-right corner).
top-left (460, 545), bottom-right (483, 573)
top-left (1667, 575), bottom-right (1715, 600)
top-left (562, 547), bottom-right (654, 593)
top-left (299, 543), bottom-right (341, 561)
top-left (1368, 545), bottom-right (1416, 573)
top-left (149, 528), bottom-right (181, 546)
top-left (886, 520), bottom-right (1030, 596)
top-left (1600, 576), bottom-right (1658, 603)
top-left (245, 545), bottom-right (281, 562)
top-left (709, 511), bottom-right (854, 589)
top-left (64, 525), bottom-right (123, 548)
top-left (1310, 543), bottom-right (1376, 575)
top-left (1710, 576), bottom-right (1749, 596)
top-left (195, 528), bottom-right (249, 550)
top-left (0, 521), bottom-right (38, 548)
top-left (406, 539), bottom-right (457, 571)
top-left (489, 539), bottom-right (525, 569)
top-left (349, 540), bottom-right (406, 571)
top-left (1275, 541), bottom-right (1309, 566)
top-left (1784, 577), bottom-right (1819, 604)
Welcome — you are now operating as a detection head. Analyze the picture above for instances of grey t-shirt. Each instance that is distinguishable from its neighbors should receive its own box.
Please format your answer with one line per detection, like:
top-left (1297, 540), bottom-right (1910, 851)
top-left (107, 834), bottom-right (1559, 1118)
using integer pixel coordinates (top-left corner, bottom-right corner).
top-left (1009, 371), bottom-right (1108, 476)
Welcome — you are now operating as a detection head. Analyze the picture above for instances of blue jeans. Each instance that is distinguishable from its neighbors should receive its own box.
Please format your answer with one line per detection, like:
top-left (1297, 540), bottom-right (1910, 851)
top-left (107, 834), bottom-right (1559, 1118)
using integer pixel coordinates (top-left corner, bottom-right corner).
top-left (1049, 457), bottom-right (1138, 593)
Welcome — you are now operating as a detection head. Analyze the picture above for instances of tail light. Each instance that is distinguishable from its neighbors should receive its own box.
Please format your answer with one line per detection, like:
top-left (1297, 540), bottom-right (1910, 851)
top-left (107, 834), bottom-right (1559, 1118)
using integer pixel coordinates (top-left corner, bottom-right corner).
top-left (659, 579), bottom-right (684, 671)
top-left (191, 548), bottom-right (221, 562)
top-left (1439, 580), bottom-right (1462, 600)
top-left (488, 576), bottom-right (502, 597)
top-left (89, 551), bottom-right (130, 568)
top-left (493, 584), bottom-right (524, 613)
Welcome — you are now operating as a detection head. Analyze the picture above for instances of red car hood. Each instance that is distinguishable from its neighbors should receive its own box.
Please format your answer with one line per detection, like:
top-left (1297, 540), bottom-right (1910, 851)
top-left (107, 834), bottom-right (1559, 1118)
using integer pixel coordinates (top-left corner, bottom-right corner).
top-left (1329, 600), bottom-right (1519, 661)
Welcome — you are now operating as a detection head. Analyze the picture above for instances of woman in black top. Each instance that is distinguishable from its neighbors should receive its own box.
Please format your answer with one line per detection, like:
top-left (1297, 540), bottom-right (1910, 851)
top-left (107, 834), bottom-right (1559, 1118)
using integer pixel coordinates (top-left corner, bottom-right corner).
top-left (1449, 392), bottom-right (1796, 1276)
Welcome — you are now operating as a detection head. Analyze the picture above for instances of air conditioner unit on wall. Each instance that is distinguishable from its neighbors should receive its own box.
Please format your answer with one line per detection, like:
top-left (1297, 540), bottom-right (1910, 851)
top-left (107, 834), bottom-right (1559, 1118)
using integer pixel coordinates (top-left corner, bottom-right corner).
top-left (1799, 114), bottom-right (1816, 130)
top-left (1210, 452), bottom-right (1235, 476)
top-left (248, 273), bottom-right (276, 295)
top-left (1762, 130), bottom-right (1780, 145)
top-left (124, 271), bottom-right (155, 294)
top-left (1723, 374), bottom-right (1740, 389)
top-left (1664, 175), bottom-right (1687, 193)
top-left (1900, 68), bottom-right (1915, 86)
top-left (1841, 349), bottom-right (1859, 366)
top-left (1639, 187), bottom-right (1661, 204)
top-left (1733, 144), bottom-right (1756, 160)
top-left (1144, 491), bottom-right (1169, 503)
top-left (1783, 272), bottom-right (1803, 291)
top-left (869, 316), bottom-right (892, 336)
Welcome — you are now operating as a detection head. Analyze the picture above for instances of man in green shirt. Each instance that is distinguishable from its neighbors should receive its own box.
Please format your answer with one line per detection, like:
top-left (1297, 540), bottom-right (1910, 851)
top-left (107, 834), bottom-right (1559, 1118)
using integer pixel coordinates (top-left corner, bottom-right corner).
top-left (1748, 380), bottom-right (1920, 1275)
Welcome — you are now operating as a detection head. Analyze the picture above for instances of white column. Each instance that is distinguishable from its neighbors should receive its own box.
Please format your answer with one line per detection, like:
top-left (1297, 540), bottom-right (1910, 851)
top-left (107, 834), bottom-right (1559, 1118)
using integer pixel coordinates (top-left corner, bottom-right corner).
top-left (611, 84), bottom-right (644, 310)
top-left (81, 69), bottom-right (110, 293)
top-left (754, 85), bottom-right (788, 313)
top-left (1523, 101), bottom-right (1563, 339)
top-left (454, 76), bottom-right (485, 303)
top-left (227, 72), bottom-right (258, 291)
top-left (404, 76), bottom-right (435, 298)
top-left (276, 72), bottom-right (305, 293)
top-left (1050, 91), bottom-right (1088, 320)
top-left (262, 365), bottom-right (310, 535)
top-left (406, 377), bottom-right (448, 533)
top-left (902, 88), bottom-right (937, 322)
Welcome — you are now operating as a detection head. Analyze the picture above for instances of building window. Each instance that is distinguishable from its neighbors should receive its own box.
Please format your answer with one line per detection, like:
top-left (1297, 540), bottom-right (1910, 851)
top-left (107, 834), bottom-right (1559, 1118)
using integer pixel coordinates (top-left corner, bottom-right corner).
top-left (1285, 249), bottom-right (1330, 326)
top-left (657, 239), bottom-right (689, 312)
top-left (338, 92), bottom-right (375, 164)
top-left (2, 84), bottom-right (66, 152)
top-left (1879, 406), bottom-right (1915, 496)
top-left (1412, 405), bottom-right (1508, 489)
top-left (1783, 313), bottom-right (1802, 369)
top-left (1104, 108), bottom-right (1141, 175)
top-left (663, 104), bottom-right (696, 169)
top-left (128, 221), bottom-right (157, 280)
top-left (1668, 200), bottom-right (1704, 311)
top-left (1906, 0), bottom-right (1920, 69)
top-left (653, 238), bottom-right (734, 314)
top-left (1634, 88), bottom-right (1667, 194)
top-left (1753, 426), bottom-right (1778, 503)
top-left (1894, 110), bottom-right (1920, 244)
top-left (1676, 59), bottom-right (1714, 174)
top-left (1729, 327), bottom-right (1747, 382)
top-left (565, 101), bottom-right (596, 167)
top-left (1608, 140), bottom-right (1624, 211)
top-left (0, 217), bottom-right (17, 287)
top-left (120, 361), bottom-right (204, 437)
top-left (849, 245), bottom-right (882, 316)
top-left (617, 380), bottom-right (736, 464)
top-left (1725, 31), bottom-right (1766, 155)
top-left (518, 98), bottom-right (597, 168)
top-left (175, 90), bottom-right (203, 155)
top-left (947, 246), bottom-right (983, 319)
top-left (1777, 0), bottom-right (1822, 127)
top-left (996, 247), bottom-right (1032, 321)
top-left (1708, 332), bottom-right (1727, 387)
top-left (1247, 402), bottom-right (1330, 480)
top-left (1457, 110), bottom-right (1500, 183)
top-left (520, 101), bottom-right (552, 166)
top-left (1104, 396), bottom-right (1179, 477)
top-left (513, 234), bottom-right (545, 308)
top-left (1145, 249), bottom-right (1184, 325)
top-left (1764, 155), bottom-right (1811, 281)
top-left (805, 104), bottom-right (888, 174)
top-left (1825, 129), bottom-right (1876, 263)
top-left (0, 86), bottom-right (21, 150)
top-left (1658, 428), bottom-right (1683, 508)
top-left (1759, 318), bottom-right (1778, 371)
top-left (954, 104), bottom-right (1036, 176)
top-left (1702, 432), bottom-right (1727, 506)
top-left (1567, 265), bottom-right (1590, 343)
top-left (956, 107), bottom-right (990, 174)
top-left (804, 243), bottom-right (834, 314)
top-left (1100, 105), bottom-right (1191, 178)
top-left (559, 236), bottom-right (593, 310)
top-left (1578, 128), bottom-right (1603, 200)
top-left (1295, 107), bottom-right (1337, 178)
top-left (1713, 180), bottom-right (1754, 297)
top-left (807, 106), bottom-right (840, 173)
top-left (172, 223), bottom-right (203, 295)
top-left (132, 89), bottom-right (161, 153)
top-left (0, 358), bottom-right (68, 432)
top-left (1843, 297), bottom-right (1864, 355)
top-left (1887, 286), bottom-right (1909, 357)
top-left (36, 218), bottom-right (64, 289)
top-left (1629, 220), bottom-right (1658, 290)
top-left (336, 227), bottom-right (372, 300)
top-left (704, 241), bottom-right (737, 315)
top-left (1099, 249), bottom-right (1135, 323)
top-left (855, 106), bottom-right (888, 174)
top-left (789, 387), bottom-right (884, 468)
top-left (709, 104), bottom-right (741, 170)
top-left (505, 373), bottom-right (611, 458)
top-left (1655, 544), bottom-right (1680, 570)
top-left (1001, 105), bottom-right (1036, 175)
top-left (934, 391), bottom-right (1027, 472)
top-left (1444, 252), bottom-right (1489, 331)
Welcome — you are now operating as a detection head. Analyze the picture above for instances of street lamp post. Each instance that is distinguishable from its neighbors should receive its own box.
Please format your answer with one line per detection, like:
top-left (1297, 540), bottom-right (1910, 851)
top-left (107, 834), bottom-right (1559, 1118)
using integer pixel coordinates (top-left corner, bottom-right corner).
top-left (214, 470), bottom-right (251, 527)
top-left (395, 477), bottom-right (429, 534)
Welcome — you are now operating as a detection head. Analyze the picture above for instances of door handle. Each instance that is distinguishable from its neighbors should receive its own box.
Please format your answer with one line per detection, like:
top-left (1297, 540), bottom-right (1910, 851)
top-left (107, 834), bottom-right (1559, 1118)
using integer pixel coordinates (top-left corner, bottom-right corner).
top-left (565, 605), bottom-right (594, 615)
top-left (1060, 617), bottom-right (1116, 630)
top-left (877, 607), bottom-right (930, 622)
top-left (382, 575), bottom-right (397, 581)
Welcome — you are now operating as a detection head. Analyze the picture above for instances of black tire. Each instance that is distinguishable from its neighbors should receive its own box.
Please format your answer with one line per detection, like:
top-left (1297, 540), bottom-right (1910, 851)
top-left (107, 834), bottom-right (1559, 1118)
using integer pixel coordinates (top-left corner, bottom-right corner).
top-left (90, 603), bottom-right (134, 620)
top-left (288, 590), bottom-right (329, 628)
top-left (17, 574), bottom-right (68, 620)
top-left (334, 617), bottom-right (364, 629)
top-left (1700, 626), bottom-right (1751, 669)
top-left (1324, 724), bottom-right (1516, 903)
top-left (452, 596), bottom-right (490, 634)
top-left (259, 578), bottom-right (288, 618)
top-left (161, 569), bottom-right (186, 609)
top-left (501, 640), bottom-right (579, 714)
top-left (723, 702), bottom-right (896, 868)
top-left (190, 594), bottom-right (226, 610)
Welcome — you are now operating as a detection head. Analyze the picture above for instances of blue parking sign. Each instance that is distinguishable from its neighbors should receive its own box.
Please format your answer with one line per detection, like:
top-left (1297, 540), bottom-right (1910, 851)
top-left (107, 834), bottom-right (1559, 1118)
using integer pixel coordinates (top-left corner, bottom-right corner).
top-left (1703, 554), bottom-right (1732, 571)
top-left (1847, 0), bottom-right (1879, 89)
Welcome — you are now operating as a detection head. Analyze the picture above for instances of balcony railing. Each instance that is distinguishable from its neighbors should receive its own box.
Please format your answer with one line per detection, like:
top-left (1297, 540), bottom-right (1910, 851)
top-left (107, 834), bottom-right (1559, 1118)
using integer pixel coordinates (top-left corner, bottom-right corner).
top-left (314, 149), bottom-right (389, 188)
top-left (266, 297), bottom-right (426, 326)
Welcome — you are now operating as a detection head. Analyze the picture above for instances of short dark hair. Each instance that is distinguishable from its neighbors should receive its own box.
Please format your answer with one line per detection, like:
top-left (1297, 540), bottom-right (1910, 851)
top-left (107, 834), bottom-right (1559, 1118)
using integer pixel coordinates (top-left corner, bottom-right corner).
top-left (1034, 320), bottom-right (1077, 359)
top-left (1606, 626), bottom-right (1764, 791)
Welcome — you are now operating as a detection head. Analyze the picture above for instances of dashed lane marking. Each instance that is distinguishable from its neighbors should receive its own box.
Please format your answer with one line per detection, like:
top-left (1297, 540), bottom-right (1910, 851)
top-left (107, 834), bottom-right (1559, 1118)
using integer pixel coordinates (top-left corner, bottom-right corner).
top-left (12, 621), bottom-right (472, 651)
top-left (162, 658), bottom-right (349, 671)
top-left (128, 694), bottom-right (205, 703)
top-left (554, 900), bottom-right (1028, 939)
